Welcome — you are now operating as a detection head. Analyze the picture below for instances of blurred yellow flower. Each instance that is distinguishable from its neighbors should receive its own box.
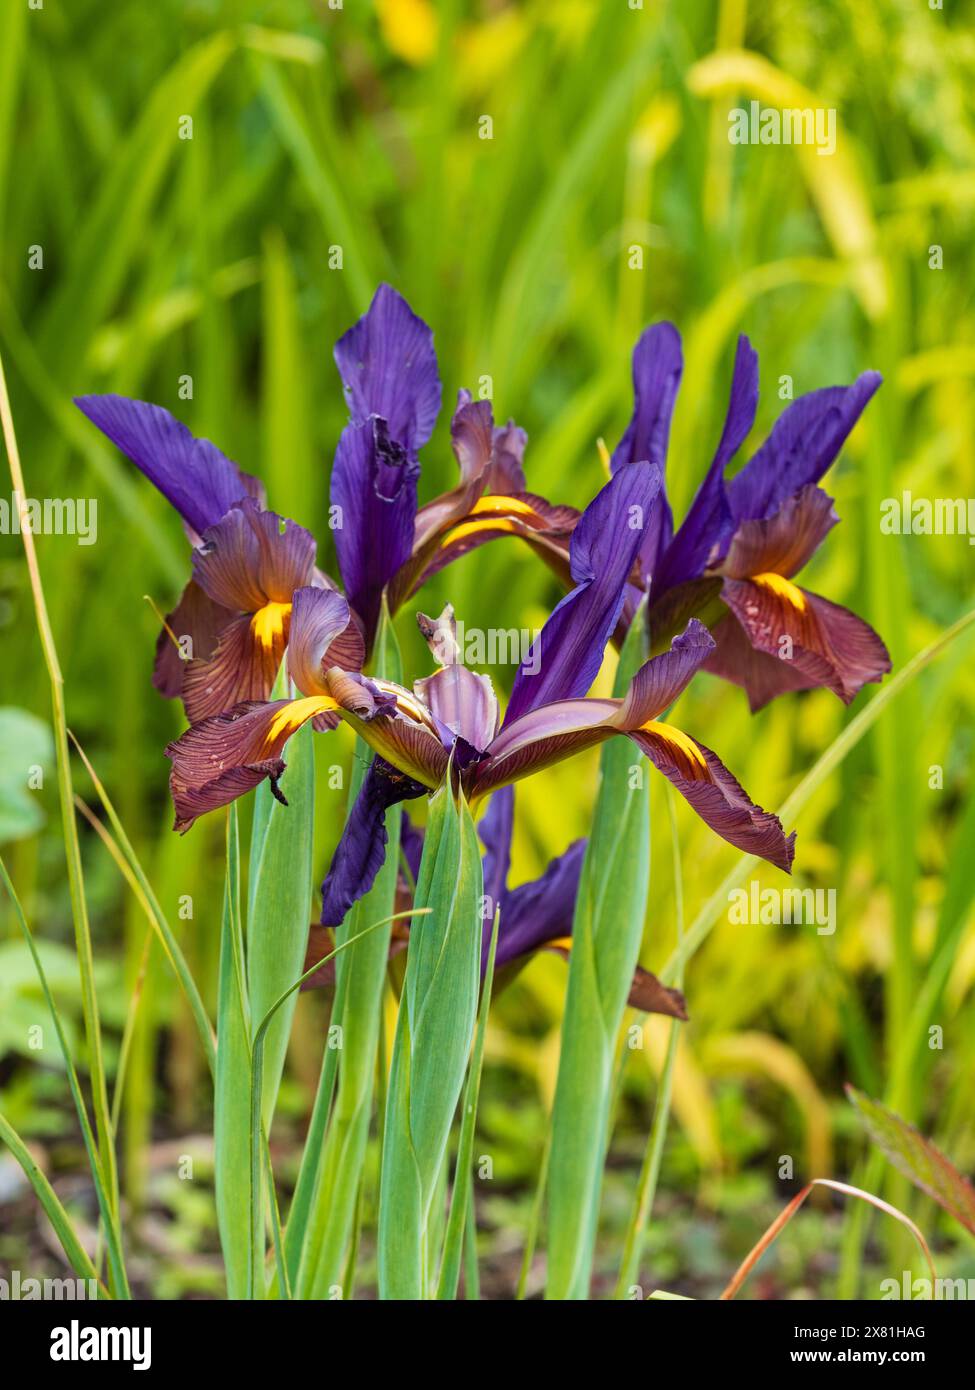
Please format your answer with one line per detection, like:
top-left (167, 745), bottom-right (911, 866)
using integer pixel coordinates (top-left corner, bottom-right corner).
top-left (377, 0), bottom-right (438, 66)
top-left (457, 9), bottom-right (526, 93)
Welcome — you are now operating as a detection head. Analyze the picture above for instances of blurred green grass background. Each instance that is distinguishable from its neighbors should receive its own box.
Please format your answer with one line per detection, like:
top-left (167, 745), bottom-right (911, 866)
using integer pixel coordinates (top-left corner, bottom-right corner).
top-left (2, 0), bottom-right (975, 1298)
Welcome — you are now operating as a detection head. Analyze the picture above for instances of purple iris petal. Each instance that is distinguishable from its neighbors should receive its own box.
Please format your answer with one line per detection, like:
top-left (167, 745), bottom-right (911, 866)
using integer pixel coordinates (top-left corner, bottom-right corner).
top-left (721, 484), bottom-right (838, 580)
top-left (287, 585), bottom-right (359, 696)
top-left (330, 417), bottom-right (421, 646)
top-left (152, 580), bottom-right (235, 699)
top-left (629, 726), bottom-right (796, 872)
top-left (450, 391), bottom-right (495, 483)
top-left (73, 395), bottom-right (253, 539)
top-left (717, 578), bottom-right (891, 709)
top-left (653, 335), bottom-right (759, 595)
top-left (475, 696), bottom-right (618, 796)
top-left (449, 389), bottom-right (529, 495)
top-left (503, 462), bottom-right (662, 725)
top-left (191, 498), bottom-right (317, 612)
top-left (333, 283), bottom-right (441, 452)
top-left (400, 814), bottom-right (424, 887)
top-left (618, 619), bottom-right (716, 727)
top-left (610, 322), bottom-right (683, 581)
top-left (491, 840), bottom-right (586, 971)
top-left (489, 418), bottom-right (528, 495)
top-left (610, 323), bottom-right (683, 474)
top-left (476, 785), bottom-right (585, 973)
top-left (415, 664), bottom-right (499, 753)
top-left (704, 612), bottom-right (819, 710)
top-left (727, 371), bottom-right (882, 522)
top-left (320, 756), bottom-right (427, 927)
top-left (166, 698), bottom-right (306, 833)
top-left (478, 786), bottom-right (514, 915)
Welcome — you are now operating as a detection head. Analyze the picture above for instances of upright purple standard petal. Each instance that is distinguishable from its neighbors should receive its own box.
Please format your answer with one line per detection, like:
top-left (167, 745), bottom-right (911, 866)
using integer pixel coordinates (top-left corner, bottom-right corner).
top-left (320, 757), bottom-right (427, 926)
top-left (610, 322), bottom-right (683, 581)
top-left (653, 335), bottom-right (759, 595)
top-left (489, 418), bottom-right (528, 495)
top-left (727, 371), bottom-right (882, 522)
top-left (73, 395), bottom-right (255, 538)
top-left (333, 283), bottom-right (441, 452)
top-left (330, 417), bottom-right (421, 645)
top-left (503, 462), bottom-right (662, 724)
top-left (610, 323), bottom-right (683, 475)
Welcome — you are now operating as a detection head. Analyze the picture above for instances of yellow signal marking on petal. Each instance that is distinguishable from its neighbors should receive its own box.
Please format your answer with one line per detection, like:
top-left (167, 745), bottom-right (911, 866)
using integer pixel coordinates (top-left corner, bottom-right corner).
top-left (751, 572), bottom-right (807, 613)
top-left (547, 936), bottom-right (573, 954)
top-left (251, 600), bottom-right (292, 651)
top-left (440, 517), bottom-right (522, 547)
top-left (437, 496), bottom-right (544, 550)
top-left (639, 720), bottom-right (709, 775)
top-left (468, 495), bottom-right (539, 520)
top-left (264, 695), bottom-right (337, 748)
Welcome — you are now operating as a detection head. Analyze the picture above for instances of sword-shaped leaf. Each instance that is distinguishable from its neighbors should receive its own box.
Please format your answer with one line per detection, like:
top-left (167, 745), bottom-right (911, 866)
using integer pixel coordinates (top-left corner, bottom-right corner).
top-left (378, 773), bottom-right (483, 1299)
top-left (546, 606), bottom-right (651, 1299)
top-left (847, 1086), bottom-right (975, 1236)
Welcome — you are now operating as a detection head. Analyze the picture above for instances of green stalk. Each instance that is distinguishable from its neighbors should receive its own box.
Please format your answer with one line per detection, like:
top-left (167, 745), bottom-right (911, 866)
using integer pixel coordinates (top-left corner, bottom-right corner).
top-left (246, 695), bottom-right (315, 1131)
top-left (516, 1128), bottom-right (551, 1300)
top-left (463, 1182), bottom-right (480, 1301)
top-left (436, 909), bottom-right (500, 1299)
top-left (215, 805), bottom-right (252, 1298)
top-left (110, 928), bottom-right (152, 1133)
top-left (0, 858), bottom-right (130, 1298)
top-left (301, 607), bottom-right (404, 1297)
top-left (0, 1112), bottom-right (107, 1296)
top-left (378, 773), bottom-right (484, 1299)
top-left (266, 1135), bottom-right (292, 1301)
top-left (282, 967), bottom-right (349, 1284)
top-left (253, 910), bottom-right (422, 1298)
top-left (614, 789), bottom-right (686, 1298)
top-left (545, 607), bottom-right (651, 1299)
top-left (0, 351), bottom-right (121, 1289)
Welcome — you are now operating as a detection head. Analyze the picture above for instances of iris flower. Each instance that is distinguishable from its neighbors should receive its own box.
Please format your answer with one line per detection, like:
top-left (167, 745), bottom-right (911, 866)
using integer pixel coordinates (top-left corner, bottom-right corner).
top-left (166, 463), bottom-right (795, 920)
top-left (583, 324), bottom-right (891, 711)
top-left (304, 787), bottom-right (688, 1021)
top-left (71, 393), bottom-right (335, 722)
top-left (329, 287), bottom-right (577, 640)
top-left (74, 284), bottom-right (574, 716)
